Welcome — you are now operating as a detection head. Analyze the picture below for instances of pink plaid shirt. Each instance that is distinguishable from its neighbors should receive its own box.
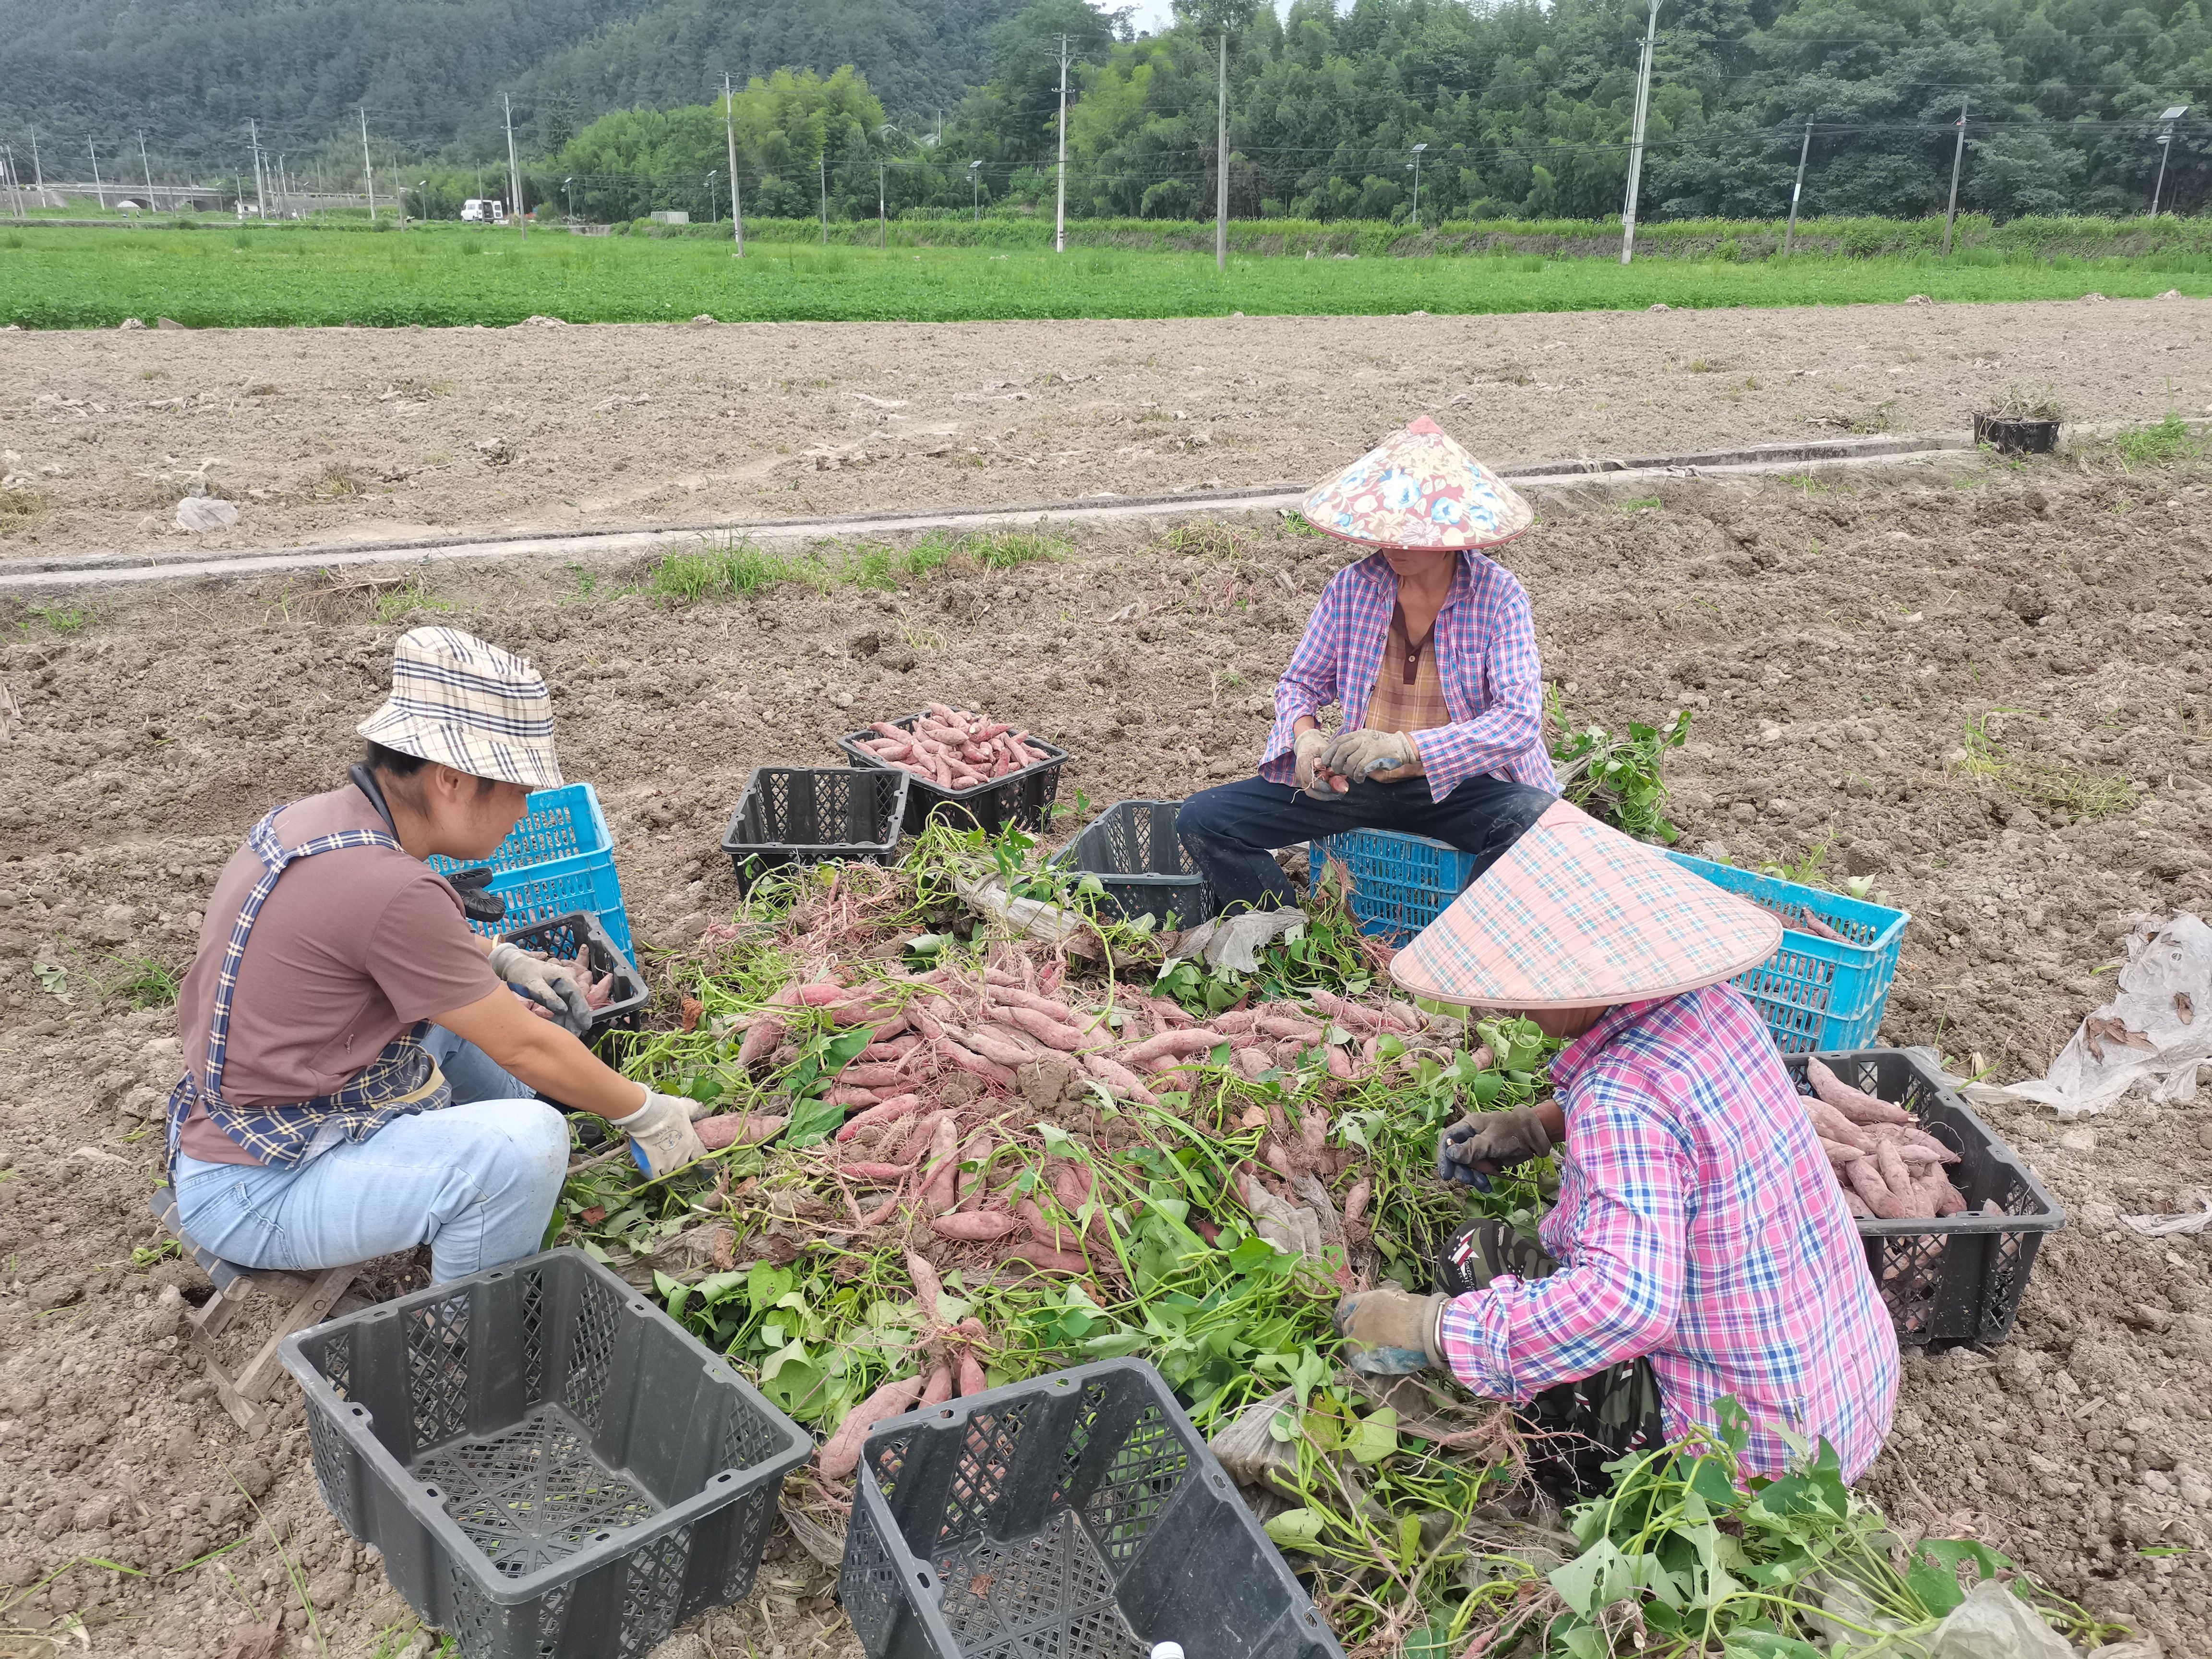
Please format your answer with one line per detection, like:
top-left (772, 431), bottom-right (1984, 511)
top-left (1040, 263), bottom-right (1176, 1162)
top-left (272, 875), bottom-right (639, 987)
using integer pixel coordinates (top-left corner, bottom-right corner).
top-left (1260, 551), bottom-right (1556, 802)
top-left (1436, 984), bottom-right (1899, 1481)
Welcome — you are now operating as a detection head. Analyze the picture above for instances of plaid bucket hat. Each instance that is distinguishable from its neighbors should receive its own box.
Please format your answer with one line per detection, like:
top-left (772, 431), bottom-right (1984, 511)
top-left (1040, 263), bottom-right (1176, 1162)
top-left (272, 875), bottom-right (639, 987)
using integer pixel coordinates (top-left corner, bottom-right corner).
top-left (1301, 415), bottom-right (1536, 552)
top-left (1390, 801), bottom-right (1781, 1010)
top-left (356, 626), bottom-right (563, 790)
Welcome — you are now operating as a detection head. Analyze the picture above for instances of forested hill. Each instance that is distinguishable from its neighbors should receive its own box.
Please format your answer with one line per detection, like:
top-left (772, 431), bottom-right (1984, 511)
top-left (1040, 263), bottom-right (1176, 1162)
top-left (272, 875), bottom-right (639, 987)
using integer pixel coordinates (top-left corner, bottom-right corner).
top-left (0, 0), bottom-right (1026, 172)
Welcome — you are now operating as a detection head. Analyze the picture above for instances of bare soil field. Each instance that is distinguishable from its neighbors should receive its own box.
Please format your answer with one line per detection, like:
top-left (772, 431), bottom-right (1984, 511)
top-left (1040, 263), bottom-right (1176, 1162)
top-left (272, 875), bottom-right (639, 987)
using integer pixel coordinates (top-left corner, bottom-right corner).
top-left (1, 435), bottom-right (2210, 1657)
top-left (1, 296), bottom-right (2208, 562)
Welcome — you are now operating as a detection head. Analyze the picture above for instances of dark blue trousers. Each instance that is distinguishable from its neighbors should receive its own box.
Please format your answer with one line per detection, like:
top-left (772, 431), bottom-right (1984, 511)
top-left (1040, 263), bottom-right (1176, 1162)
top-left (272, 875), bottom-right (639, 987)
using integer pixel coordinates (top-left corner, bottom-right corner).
top-left (1178, 773), bottom-right (1556, 913)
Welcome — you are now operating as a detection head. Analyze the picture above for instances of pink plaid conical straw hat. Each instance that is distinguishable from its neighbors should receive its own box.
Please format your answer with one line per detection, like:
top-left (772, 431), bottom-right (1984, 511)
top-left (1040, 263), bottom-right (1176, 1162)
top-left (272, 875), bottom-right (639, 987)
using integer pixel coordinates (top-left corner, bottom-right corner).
top-left (1301, 415), bottom-right (1535, 552)
top-left (1392, 802), bottom-right (1782, 1010)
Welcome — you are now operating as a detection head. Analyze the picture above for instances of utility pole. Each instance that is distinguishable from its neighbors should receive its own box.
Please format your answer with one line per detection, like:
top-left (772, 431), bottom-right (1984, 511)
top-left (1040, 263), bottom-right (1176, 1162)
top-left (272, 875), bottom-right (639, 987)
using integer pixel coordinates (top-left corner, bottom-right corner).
top-left (1408, 142), bottom-right (1427, 227)
top-left (1942, 95), bottom-right (1968, 255)
top-left (4, 150), bottom-right (22, 219)
top-left (1054, 32), bottom-right (1070, 254)
top-left (88, 137), bottom-right (106, 208)
top-left (137, 129), bottom-right (154, 207)
top-left (1215, 27), bottom-right (1229, 273)
top-left (971, 158), bottom-right (982, 221)
top-left (722, 72), bottom-right (744, 256)
top-left (878, 159), bottom-right (886, 248)
top-left (818, 150), bottom-right (828, 243)
top-left (503, 92), bottom-right (526, 237)
top-left (706, 169), bottom-right (717, 225)
top-left (278, 154), bottom-right (289, 218)
top-left (1619, 0), bottom-right (1660, 264)
top-left (247, 119), bottom-right (265, 220)
top-left (359, 108), bottom-right (377, 224)
top-left (30, 130), bottom-right (43, 204)
top-left (2151, 107), bottom-right (2189, 216)
top-left (1783, 118), bottom-right (1812, 255)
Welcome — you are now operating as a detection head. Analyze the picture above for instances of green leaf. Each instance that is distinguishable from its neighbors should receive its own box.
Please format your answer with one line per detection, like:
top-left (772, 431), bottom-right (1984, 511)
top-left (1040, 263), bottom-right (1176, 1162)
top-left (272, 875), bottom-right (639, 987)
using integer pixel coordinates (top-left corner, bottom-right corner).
top-left (1345, 1408), bottom-right (1400, 1466)
top-left (784, 1090), bottom-right (845, 1149)
top-left (822, 1026), bottom-right (873, 1071)
top-left (1550, 1539), bottom-right (1635, 1618)
top-left (1263, 1509), bottom-right (1327, 1552)
top-left (1396, 1513), bottom-right (1423, 1571)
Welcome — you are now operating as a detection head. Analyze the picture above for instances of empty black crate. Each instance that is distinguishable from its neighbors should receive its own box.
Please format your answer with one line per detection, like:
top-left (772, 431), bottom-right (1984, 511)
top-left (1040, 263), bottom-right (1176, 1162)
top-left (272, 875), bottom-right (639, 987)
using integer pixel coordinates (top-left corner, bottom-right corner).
top-left (840, 1359), bottom-right (1342, 1659)
top-left (1785, 1049), bottom-right (2065, 1346)
top-left (281, 1247), bottom-right (810, 1659)
top-left (496, 911), bottom-right (649, 1036)
top-left (721, 766), bottom-right (910, 893)
top-left (1049, 800), bottom-right (1215, 929)
top-left (839, 711), bottom-right (1069, 837)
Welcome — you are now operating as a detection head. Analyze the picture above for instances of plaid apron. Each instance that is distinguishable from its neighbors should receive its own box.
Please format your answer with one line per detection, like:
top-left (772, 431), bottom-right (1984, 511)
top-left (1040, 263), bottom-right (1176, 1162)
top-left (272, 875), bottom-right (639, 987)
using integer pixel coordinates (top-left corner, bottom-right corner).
top-left (164, 805), bottom-right (452, 1171)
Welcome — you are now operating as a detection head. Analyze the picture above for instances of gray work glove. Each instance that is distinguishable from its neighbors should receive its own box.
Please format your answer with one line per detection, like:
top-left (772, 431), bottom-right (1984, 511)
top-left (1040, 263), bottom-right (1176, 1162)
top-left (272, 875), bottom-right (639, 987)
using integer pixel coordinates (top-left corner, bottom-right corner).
top-left (1320, 729), bottom-right (1421, 782)
top-left (489, 942), bottom-right (594, 1035)
top-left (1438, 1106), bottom-right (1553, 1185)
top-left (1292, 729), bottom-right (1334, 798)
top-left (611, 1089), bottom-right (709, 1177)
top-left (1333, 1285), bottom-right (1448, 1374)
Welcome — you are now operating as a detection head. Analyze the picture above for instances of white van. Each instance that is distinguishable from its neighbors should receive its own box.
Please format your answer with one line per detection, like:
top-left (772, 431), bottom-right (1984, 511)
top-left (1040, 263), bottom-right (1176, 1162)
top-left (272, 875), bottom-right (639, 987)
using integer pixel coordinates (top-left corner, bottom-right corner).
top-left (460, 198), bottom-right (506, 224)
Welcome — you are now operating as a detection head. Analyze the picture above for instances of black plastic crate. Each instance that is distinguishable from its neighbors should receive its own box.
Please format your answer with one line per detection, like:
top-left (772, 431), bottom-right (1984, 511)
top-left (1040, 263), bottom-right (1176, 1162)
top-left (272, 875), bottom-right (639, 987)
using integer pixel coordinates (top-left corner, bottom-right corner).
top-left (721, 766), bottom-right (910, 894)
top-left (840, 1359), bottom-right (1341, 1659)
top-left (1049, 799), bottom-right (1215, 930)
top-left (496, 911), bottom-right (649, 1037)
top-left (839, 710), bottom-right (1070, 837)
top-left (1784, 1049), bottom-right (2066, 1346)
top-left (281, 1247), bottom-right (810, 1659)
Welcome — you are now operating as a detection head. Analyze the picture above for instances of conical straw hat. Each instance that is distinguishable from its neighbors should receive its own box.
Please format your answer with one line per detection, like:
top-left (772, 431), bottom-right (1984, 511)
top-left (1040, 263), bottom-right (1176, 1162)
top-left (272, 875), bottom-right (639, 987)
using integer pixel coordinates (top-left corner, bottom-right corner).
top-left (1301, 415), bottom-right (1535, 552)
top-left (1391, 801), bottom-right (1782, 1010)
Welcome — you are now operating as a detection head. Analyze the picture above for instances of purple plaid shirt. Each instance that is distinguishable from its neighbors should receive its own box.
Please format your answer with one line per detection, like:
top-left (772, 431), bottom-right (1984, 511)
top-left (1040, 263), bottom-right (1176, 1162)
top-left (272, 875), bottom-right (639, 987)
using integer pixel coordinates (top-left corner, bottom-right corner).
top-left (1436, 985), bottom-right (1899, 1481)
top-left (1260, 550), bottom-right (1556, 802)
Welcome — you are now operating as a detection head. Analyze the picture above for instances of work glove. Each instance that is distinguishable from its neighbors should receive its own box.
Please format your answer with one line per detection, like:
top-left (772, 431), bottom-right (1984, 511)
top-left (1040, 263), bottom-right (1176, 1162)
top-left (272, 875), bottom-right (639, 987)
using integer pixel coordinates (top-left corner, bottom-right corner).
top-left (1292, 729), bottom-right (1335, 798)
top-left (1332, 1285), bottom-right (1448, 1375)
top-left (489, 942), bottom-right (594, 1035)
top-left (1438, 1106), bottom-right (1553, 1186)
top-left (611, 1089), bottom-right (709, 1177)
top-left (1319, 728), bottom-right (1421, 783)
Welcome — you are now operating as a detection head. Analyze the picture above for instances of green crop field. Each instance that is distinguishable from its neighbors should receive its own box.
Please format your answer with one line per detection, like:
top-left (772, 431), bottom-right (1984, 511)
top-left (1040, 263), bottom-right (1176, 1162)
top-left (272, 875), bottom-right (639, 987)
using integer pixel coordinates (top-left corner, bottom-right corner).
top-left (2, 222), bottom-right (2206, 329)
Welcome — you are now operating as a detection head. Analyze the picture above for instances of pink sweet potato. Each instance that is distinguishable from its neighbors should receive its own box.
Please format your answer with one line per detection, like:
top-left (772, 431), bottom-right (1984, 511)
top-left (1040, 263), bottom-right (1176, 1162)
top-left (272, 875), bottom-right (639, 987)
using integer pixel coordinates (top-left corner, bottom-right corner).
top-left (1805, 1099), bottom-right (1876, 1152)
top-left (694, 1113), bottom-right (787, 1150)
top-left (1342, 1178), bottom-right (1372, 1225)
top-left (939, 1040), bottom-right (1018, 1089)
top-left (905, 1249), bottom-right (943, 1322)
top-left (1256, 1016), bottom-right (1324, 1042)
top-left (932, 1212), bottom-right (1020, 1241)
top-left (1844, 1154), bottom-right (1895, 1218)
top-left (837, 1093), bottom-right (925, 1142)
top-left (825, 1086), bottom-right (881, 1108)
top-left (919, 1116), bottom-right (962, 1212)
top-left (1233, 1048), bottom-right (1273, 1083)
top-left (818, 1375), bottom-right (924, 1480)
top-left (1806, 1058), bottom-right (1914, 1126)
top-left (841, 1063), bottom-right (914, 1091)
top-left (841, 1162), bottom-right (911, 1183)
top-left (956, 1348), bottom-right (987, 1397)
top-left (1122, 1029), bottom-right (1225, 1066)
top-left (1082, 1052), bottom-right (1159, 1105)
top-left (1872, 1142), bottom-right (1916, 1220)
top-left (995, 1005), bottom-right (1086, 1051)
top-left (920, 1365), bottom-right (954, 1408)
top-left (1006, 1241), bottom-right (1091, 1274)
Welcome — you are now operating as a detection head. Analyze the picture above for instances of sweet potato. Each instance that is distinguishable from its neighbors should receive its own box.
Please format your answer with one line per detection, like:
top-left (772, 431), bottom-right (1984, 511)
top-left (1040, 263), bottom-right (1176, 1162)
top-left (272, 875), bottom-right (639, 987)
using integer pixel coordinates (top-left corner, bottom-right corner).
top-left (919, 1115), bottom-right (962, 1212)
top-left (1805, 1058), bottom-right (1914, 1126)
top-left (1873, 1142), bottom-right (1916, 1220)
top-left (1840, 1189), bottom-right (1874, 1219)
top-left (995, 1005), bottom-right (1087, 1052)
top-left (920, 1365), bottom-right (954, 1408)
top-left (1844, 1154), bottom-right (1895, 1218)
top-left (1122, 1028), bottom-right (1226, 1066)
top-left (1016, 1197), bottom-right (1079, 1250)
top-left (939, 1039), bottom-right (1017, 1089)
top-left (1257, 1016), bottom-right (1325, 1043)
top-left (954, 1132), bottom-right (994, 1209)
top-left (836, 1093), bottom-right (925, 1142)
top-left (1805, 1099), bottom-right (1877, 1152)
top-left (840, 1063), bottom-right (912, 1092)
top-left (1213, 1010), bottom-right (1260, 1036)
top-left (790, 982), bottom-right (853, 1009)
top-left (825, 1086), bottom-right (881, 1109)
top-left (1233, 1048), bottom-right (1273, 1083)
top-left (955, 1348), bottom-right (987, 1397)
top-left (1005, 1240), bottom-right (1091, 1275)
top-left (1817, 1137), bottom-right (1868, 1168)
top-left (1325, 1045), bottom-right (1354, 1081)
top-left (1342, 1178), bottom-right (1372, 1225)
top-left (1300, 1106), bottom-right (1330, 1154)
top-left (840, 1162), bottom-right (911, 1183)
top-left (931, 1212), bottom-right (1021, 1241)
top-left (1082, 1052), bottom-right (1159, 1105)
top-left (1796, 909), bottom-right (1846, 944)
top-left (817, 1375), bottom-right (924, 1480)
top-left (694, 1113), bottom-right (788, 1150)
top-left (736, 988), bottom-right (795, 1070)
top-left (905, 1249), bottom-right (944, 1321)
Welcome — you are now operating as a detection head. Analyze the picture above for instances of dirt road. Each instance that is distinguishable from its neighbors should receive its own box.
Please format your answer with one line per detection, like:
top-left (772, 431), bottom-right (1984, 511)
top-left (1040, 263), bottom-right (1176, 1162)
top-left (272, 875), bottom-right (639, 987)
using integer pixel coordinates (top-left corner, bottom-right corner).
top-left (2, 295), bottom-right (2207, 562)
top-left (1, 438), bottom-right (2210, 1657)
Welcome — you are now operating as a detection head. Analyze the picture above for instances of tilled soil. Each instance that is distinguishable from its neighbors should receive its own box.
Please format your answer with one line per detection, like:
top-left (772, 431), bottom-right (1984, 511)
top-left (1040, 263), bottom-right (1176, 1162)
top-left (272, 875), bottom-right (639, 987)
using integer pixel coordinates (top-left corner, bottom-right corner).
top-left (1, 295), bottom-right (2208, 563)
top-left (1, 444), bottom-right (2210, 1656)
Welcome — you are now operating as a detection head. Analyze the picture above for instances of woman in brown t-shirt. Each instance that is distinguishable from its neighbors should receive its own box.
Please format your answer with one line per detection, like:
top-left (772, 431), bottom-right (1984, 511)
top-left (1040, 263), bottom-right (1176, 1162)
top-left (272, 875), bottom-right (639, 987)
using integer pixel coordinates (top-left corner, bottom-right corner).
top-left (166, 627), bottom-right (713, 1283)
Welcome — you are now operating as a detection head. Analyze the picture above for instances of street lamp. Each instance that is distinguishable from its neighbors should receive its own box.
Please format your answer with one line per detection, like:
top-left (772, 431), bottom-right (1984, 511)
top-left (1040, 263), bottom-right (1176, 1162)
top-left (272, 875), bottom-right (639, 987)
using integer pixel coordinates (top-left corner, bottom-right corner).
top-left (706, 168), bottom-right (717, 224)
top-left (564, 176), bottom-right (574, 218)
top-left (1407, 142), bottom-right (1427, 228)
top-left (2152, 106), bottom-right (2188, 217)
top-left (970, 159), bottom-right (984, 222)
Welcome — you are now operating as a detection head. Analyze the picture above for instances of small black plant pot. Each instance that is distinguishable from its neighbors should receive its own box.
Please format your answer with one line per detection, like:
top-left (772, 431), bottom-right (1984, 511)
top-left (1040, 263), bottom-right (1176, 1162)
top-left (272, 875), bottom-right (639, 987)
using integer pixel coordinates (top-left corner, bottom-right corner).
top-left (1974, 413), bottom-right (2060, 454)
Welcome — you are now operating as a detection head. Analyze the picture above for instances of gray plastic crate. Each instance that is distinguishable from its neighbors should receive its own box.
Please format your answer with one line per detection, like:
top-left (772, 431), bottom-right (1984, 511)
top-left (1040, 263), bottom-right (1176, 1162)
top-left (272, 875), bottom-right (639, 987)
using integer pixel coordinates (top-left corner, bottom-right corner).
top-left (280, 1247), bottom-right (810, 1659)
top-left (1048, 799), bottom-right (1215, 930)
top-left (840, 1359), bottom-right (1341, 1659)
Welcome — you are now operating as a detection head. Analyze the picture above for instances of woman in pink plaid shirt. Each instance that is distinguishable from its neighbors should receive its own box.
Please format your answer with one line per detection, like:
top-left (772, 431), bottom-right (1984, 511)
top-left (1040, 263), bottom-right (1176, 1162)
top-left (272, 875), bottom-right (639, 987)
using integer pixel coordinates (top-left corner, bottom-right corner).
top-left (1332, 802), bottom-right (1900, 1493)
top-left (1177, 418), bottom-right (1559, 912)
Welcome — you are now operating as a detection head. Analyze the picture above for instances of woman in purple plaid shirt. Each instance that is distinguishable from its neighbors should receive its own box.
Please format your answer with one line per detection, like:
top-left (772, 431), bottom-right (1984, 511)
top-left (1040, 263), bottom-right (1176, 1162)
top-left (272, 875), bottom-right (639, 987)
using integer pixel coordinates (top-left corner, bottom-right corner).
top-left (1178, 418), bottom-right (1559, 911)
top-left (1332, 800), bottom-right (1900, 1493)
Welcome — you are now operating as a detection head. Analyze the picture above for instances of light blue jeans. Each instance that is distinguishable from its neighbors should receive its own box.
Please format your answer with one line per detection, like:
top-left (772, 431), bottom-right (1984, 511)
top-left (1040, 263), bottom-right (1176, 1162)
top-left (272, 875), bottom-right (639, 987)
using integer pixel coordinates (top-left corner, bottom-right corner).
top-left (171, 1027), bottom-right (571, 1283)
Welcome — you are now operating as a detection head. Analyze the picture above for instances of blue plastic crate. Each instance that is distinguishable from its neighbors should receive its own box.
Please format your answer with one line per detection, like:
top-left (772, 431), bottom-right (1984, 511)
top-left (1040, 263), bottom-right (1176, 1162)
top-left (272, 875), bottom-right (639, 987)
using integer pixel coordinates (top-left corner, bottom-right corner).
top-left (1313, 828), bottom-right (1481, 940)
top-left (427, 783), bottom-right (634, 961)
top-left (1665, 852), bottom-right (1910, 1053)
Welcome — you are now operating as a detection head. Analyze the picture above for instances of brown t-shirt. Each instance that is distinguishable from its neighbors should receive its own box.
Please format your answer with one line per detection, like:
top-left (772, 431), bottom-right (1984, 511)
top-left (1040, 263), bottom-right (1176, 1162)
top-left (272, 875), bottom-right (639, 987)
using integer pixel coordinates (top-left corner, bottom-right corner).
top-left (174, 785), bottom-right (503, 1166)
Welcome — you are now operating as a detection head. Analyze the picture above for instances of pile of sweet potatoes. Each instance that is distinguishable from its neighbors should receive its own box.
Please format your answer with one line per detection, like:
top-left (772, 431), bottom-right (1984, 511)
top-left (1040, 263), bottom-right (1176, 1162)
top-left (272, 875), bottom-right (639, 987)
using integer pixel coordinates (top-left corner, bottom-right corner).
top-left (849, 703), bottom-right (1054, 793)
top-left (1803, 1058), bottom-right (1970, 1221)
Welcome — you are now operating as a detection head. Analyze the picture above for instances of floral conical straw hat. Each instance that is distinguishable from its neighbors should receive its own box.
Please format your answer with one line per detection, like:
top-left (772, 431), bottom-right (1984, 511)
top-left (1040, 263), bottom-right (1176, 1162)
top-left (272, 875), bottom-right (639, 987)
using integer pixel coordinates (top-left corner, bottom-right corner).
top-left (1301, 415), bottom-right (1536, 551)
top-left (1392, 802), bottom-right (1782, 1010)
